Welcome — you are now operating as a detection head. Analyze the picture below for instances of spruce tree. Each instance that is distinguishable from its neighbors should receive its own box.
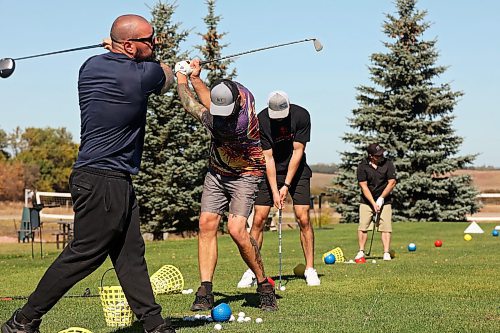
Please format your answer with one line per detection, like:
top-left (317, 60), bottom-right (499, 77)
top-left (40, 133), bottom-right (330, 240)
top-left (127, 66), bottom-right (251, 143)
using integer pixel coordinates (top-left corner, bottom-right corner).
top-left (333, 0), bottom-right (479, 222)
top-left (134, 2), bottom-right (210, 238)
top-left (195, 0), bottom-right (236, 87)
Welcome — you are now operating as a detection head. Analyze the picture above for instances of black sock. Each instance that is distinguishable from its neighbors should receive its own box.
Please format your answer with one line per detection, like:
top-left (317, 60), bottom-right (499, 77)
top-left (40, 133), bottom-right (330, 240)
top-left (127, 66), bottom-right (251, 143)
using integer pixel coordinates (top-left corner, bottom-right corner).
top-left (201, 281), bottom-right (213, 293)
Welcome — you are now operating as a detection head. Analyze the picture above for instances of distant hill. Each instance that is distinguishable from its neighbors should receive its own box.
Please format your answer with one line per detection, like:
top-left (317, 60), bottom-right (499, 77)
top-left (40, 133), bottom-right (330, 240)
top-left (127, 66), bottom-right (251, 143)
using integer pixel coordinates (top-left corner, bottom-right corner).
top-left (311, 169), bottom-right (500, 195)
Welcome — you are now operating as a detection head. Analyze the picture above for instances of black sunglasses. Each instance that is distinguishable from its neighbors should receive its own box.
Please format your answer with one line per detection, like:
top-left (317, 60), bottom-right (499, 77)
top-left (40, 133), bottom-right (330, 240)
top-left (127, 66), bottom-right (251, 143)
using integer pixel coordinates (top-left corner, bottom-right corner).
top-left (127, 28), bottom-right (155, 44)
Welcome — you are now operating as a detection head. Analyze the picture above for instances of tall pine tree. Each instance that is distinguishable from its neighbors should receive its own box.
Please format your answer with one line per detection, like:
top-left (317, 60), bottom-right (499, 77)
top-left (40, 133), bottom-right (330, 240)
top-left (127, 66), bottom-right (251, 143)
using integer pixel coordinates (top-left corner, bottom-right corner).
top-left (333, 0), bottom-right (479, 222)
top-left (195, 0), bottom-right (236, 86)
top-left (134, 2), bottom-right (210, 238)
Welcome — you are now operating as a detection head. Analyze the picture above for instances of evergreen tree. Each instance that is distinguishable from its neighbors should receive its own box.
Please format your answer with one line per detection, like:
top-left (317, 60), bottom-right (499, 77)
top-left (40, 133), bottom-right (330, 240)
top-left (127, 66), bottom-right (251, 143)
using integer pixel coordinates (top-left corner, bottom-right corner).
top-left (195, 0), bottom-right (236, 87)
top-left (333, 0), bottom-right (479, 222)
top-left (134, 2), bottom-right (210, 238)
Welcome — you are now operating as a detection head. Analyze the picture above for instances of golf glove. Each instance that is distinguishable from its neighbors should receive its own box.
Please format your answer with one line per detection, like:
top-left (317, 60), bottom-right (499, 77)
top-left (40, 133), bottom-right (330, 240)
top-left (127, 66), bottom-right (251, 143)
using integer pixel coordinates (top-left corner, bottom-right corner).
top-left (376, 197), bottom-right (384, 207)
top-left (174, 60), bottom-right (193, 76)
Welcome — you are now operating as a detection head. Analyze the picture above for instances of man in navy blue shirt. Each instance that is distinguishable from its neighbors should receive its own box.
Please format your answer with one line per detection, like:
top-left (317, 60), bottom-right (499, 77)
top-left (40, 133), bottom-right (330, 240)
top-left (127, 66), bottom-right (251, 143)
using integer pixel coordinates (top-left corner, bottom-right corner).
top-left (2, 14), bottom-right (175, 333)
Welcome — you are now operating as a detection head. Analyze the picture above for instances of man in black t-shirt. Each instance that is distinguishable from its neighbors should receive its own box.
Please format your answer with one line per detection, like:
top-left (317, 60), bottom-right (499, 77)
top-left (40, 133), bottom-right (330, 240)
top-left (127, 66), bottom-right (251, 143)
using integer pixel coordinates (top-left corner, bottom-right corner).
top-left (237, 91), bottom-right (321, 288)
top-left (355, 143), bottom-right (397, 262)
top-left (2, 15), bottom-right (176, 333)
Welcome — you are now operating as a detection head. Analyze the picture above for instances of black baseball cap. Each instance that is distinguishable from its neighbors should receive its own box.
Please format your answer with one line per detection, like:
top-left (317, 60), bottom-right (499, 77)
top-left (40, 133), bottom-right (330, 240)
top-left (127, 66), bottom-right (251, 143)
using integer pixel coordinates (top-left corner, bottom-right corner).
top-left (367, 143), bottom-right (385, 156)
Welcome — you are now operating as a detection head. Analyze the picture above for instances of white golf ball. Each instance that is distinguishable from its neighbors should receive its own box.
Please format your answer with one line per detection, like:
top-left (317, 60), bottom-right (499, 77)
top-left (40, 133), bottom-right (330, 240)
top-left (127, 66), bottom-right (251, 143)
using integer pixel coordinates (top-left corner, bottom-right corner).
top-left (237, 317), bottom-right (245, 323)
top-left (280, 286), bottom-right (286, 291)
top-left (229, 315), bottom-right (235, 322)
top-left (187, 288), bottom-right (193, 293)
top-left (194, 314), bottom-right (201, 320)
top-left (244, 316), bottom-right (251, 322)
top-left (214, 323), bottom-right (222, 330)
top-left (255, 317), bottom-right (263, 324)
top-left (238, 312), bottom-right (245, 317)
top-left (372, 260), bottom-right (377, 264)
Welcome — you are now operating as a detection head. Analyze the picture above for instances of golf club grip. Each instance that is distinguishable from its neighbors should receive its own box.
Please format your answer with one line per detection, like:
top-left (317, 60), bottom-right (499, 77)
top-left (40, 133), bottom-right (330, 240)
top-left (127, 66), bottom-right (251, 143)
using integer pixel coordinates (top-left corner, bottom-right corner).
top-left (15, 44), bottom-right (104, 61)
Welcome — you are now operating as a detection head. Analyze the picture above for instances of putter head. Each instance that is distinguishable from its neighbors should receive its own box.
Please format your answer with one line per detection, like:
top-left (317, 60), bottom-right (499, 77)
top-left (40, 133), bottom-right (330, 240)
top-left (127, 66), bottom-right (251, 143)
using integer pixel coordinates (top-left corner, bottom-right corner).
top-left (0, 58), bottom-right (15, 78)
top-left (313, 39), bottom-right (323, 52)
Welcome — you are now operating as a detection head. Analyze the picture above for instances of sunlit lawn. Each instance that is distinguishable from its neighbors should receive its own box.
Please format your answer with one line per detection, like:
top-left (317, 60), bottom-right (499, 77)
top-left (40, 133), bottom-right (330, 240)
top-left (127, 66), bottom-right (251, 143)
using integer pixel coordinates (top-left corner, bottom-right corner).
top-left (0, 222), bottom-right (499, 332)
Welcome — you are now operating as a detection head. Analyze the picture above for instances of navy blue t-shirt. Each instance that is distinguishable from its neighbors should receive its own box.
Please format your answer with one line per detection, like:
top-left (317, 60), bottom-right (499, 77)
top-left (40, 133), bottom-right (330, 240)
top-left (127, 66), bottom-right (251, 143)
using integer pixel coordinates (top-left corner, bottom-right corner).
top-left (73, 52), bottom-right (165, 174)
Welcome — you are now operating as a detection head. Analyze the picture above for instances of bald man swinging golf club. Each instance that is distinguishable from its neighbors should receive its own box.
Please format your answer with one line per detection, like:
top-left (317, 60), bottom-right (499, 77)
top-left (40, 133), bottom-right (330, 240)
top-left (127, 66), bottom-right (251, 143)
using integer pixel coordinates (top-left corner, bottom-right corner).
top-left (2, 15), bottom-right (176, 333)
top-left (174, 59), bottom-right (277, 311)
top-left (237, 91), bottom-right (321, 287)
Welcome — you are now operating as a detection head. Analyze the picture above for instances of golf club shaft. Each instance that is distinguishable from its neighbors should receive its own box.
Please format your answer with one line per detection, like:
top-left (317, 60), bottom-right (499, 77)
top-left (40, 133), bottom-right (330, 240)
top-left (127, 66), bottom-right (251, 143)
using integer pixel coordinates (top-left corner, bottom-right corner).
top-left (15, 44), bottom-right (103, 61)
top-left (200, 38), bottom-right (316, 65)
top-left (366, 213), bottom-right (378, 256)
top-left (278, 208), bottom-right (283, 288)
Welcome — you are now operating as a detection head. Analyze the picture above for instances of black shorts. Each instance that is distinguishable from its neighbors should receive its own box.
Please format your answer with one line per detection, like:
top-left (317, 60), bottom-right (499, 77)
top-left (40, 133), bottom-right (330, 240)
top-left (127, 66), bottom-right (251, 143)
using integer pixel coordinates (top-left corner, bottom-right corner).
top-left (254, 172), bottom-right (311, 206)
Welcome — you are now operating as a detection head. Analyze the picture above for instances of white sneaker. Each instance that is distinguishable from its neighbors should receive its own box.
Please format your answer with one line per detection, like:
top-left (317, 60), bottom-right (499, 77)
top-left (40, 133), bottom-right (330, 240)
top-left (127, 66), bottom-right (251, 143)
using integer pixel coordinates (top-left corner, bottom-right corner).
top-left (304, 267), bottom-right (321, 286)
top-left (354, 250), bottom-right (365, 260)
top-left (383, 252), bottom-right (392, 261)
top-left (237, 269), bottom-right (256, 288)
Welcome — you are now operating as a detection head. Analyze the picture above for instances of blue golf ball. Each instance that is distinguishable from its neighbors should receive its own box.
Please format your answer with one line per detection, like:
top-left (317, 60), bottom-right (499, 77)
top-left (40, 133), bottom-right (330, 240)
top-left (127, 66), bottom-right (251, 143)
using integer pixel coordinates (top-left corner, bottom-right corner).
top-left (408, 243), bottom-right (417, 252)
top-left (211, 303), bottom-right (232, 322)
top-left (324, 253), bottom-right (336, 264)
top-left (492, 230), bottom-right (499, 237)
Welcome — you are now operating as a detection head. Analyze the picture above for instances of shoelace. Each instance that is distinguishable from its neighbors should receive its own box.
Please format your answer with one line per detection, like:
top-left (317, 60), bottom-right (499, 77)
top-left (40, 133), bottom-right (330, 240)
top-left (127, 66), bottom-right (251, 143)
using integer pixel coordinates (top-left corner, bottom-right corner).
top-left (258, 290), bottom-right (276, 308)
top-left (194, 293), bottom-right (212, 306)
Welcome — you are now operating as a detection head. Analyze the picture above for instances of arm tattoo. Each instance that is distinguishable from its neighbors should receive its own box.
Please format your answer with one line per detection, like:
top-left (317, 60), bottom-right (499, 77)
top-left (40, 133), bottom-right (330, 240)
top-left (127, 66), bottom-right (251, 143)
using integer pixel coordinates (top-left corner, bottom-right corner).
top-left (249, 235), bottom-right (265, 277)
top-left (177, 83), bottom-right (206, 122)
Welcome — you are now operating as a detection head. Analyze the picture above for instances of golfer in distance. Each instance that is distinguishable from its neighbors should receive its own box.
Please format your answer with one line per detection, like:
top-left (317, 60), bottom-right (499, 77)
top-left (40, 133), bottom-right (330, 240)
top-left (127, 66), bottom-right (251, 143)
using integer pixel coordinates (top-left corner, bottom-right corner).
top-left (355, 143), bottom-right (397, 262)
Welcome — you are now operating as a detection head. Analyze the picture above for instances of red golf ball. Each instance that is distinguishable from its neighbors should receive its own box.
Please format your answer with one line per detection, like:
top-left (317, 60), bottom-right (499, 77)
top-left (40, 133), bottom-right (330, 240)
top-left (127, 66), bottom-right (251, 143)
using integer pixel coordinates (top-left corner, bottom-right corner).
top-left (434, 240), bottom-right (443, 247)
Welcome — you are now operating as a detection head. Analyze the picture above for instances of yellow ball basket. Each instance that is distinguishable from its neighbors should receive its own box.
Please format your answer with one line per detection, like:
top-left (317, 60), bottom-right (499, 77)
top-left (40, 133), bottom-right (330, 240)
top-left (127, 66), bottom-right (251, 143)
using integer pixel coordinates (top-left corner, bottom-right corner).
top-left (150, 265), bottom-right (184, 295)
top-left (98, 268), bottom-right (134, 328)
top-left (58, 328), bottom-right (93, 333)
top-left (322, 247), bottom-right (345, 263)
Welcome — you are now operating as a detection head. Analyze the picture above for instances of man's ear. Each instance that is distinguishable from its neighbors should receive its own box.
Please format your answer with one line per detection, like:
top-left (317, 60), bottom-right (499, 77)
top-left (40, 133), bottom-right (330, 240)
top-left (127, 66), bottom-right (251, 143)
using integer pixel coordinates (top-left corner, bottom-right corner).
top-left (123, 41), bottom-right (136, 57)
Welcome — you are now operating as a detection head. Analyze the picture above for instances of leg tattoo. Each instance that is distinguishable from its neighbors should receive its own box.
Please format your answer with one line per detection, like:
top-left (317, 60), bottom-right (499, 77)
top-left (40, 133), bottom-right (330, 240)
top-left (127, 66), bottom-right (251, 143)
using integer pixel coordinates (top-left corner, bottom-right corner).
top-left (250, 235), bottom-right (265, 277)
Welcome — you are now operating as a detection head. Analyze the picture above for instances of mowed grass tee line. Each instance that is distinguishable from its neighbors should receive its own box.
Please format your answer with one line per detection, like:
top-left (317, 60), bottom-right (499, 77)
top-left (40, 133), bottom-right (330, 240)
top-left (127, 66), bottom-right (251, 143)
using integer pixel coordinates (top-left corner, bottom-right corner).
top-left (0, 222), bottom-right (498, 332)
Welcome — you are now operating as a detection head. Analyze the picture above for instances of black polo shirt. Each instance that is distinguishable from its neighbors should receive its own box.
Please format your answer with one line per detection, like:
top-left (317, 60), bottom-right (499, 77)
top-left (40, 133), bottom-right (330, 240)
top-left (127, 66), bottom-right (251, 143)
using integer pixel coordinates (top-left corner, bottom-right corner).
top-left (258, 104), bottom-right (312, 177)
top-left (73, 52), bottom-right (165, 175)
top-left (356, 157), bottom-right (396, 205)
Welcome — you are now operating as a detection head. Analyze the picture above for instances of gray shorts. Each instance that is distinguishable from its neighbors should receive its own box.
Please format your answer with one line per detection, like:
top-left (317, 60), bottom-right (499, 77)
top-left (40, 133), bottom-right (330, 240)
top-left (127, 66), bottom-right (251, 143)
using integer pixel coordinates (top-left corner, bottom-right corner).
top-left (201, 170), bottom-right (262, 218)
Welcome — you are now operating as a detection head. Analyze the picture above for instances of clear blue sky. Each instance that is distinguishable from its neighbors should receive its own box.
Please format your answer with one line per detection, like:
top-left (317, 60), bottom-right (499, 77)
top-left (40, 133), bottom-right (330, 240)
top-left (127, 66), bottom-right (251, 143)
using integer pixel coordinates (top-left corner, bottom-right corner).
top-left (1, 0), bottom-right (498, 166)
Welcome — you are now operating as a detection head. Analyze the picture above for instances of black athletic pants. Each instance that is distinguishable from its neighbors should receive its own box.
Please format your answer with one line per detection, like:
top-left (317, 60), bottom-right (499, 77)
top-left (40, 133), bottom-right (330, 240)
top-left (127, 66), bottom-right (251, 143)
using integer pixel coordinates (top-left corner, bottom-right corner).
top-left (21, 167), bottom-right (163, 331)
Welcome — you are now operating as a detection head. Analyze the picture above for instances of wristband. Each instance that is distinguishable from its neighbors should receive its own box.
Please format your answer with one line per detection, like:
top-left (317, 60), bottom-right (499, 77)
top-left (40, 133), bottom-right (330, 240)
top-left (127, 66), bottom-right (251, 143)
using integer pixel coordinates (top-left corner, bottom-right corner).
top-left (283, 183), bottom-right (291, 188)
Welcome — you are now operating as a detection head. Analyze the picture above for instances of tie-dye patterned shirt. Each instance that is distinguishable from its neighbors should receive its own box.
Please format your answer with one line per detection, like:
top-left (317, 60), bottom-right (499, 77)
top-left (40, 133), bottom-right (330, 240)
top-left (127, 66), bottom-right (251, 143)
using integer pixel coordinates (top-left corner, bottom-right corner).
top-left (200, 82), bottom-right (265, 177)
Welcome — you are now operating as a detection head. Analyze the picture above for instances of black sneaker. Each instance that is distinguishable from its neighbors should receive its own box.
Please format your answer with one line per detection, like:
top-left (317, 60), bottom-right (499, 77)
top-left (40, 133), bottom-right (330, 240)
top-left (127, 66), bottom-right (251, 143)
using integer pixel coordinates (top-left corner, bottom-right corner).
top-left (257, 280), bottom-right (278, 311)
top-left (1, 309), bottom-right (41, 333)
top-left (190, 285), bottom-right (214, 311)
top-left (145, 318), bottom-right (176, 333)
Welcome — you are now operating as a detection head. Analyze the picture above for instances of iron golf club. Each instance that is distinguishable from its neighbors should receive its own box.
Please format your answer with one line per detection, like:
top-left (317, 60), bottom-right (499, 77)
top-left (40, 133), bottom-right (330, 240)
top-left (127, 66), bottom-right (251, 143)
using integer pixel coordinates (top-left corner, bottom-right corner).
top-left (278, 208), bottom-right (283, 289)
top-left (366, 208), bottom-right (382, 257)
top-left (200, 38), bottom-right (323, 65)
top-left (0, 43), bottom-right (103, 79)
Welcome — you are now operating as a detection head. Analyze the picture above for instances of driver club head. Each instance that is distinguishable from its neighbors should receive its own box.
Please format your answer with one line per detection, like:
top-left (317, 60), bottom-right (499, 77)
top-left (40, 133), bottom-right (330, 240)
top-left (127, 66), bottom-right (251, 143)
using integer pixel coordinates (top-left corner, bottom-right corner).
top-left (0, 58), bottom-right (15, 78)
top-left (313, 39), bottom-right (323, 52)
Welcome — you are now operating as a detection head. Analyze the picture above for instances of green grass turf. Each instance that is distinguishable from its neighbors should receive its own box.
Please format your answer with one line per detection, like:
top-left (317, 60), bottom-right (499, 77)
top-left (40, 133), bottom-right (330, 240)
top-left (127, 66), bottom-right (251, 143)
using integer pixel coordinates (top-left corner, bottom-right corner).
top-left (0, 222), bottom-right (499, 332)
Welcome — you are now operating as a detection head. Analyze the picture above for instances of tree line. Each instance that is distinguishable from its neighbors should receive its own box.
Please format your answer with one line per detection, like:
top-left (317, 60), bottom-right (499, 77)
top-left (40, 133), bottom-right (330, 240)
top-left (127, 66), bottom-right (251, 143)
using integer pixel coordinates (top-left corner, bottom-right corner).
top-left (1, 0), bottom-right (480, 235)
